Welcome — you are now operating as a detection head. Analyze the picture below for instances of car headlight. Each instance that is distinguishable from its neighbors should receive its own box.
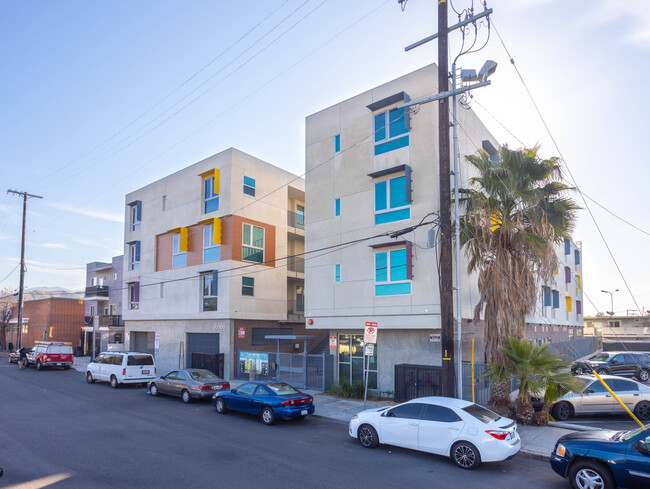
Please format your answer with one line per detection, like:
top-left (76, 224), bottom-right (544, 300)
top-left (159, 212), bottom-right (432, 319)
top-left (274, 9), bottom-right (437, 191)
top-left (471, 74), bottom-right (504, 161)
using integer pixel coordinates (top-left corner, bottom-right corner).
top-left (555, 443), bottom-right (566, 457)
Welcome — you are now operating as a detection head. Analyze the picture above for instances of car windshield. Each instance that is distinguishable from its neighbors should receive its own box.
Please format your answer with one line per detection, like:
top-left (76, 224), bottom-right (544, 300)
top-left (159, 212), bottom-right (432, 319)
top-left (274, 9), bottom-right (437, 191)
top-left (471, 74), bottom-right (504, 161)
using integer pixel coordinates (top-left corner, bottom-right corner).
top-left (575, 377), bottom-right (591, 392)
top-left (622, 424), bottom-right (650, 441)
top-left (461, 404), bottom-right (501, 424)
top-left (266, 383), bottom-right (300, 395)
top-left (588, 353), bottom-right (610, 362)
top-left (189, 371), bottom-right (219, 381)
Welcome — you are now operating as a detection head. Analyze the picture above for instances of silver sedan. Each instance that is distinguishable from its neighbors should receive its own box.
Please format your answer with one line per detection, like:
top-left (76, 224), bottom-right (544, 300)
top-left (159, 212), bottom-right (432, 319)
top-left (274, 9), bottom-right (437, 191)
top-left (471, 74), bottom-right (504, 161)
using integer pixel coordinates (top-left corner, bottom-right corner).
top-left (551, 374), bottom-right (650, 421)
top-left (148, 369), bottom-right (230, 403)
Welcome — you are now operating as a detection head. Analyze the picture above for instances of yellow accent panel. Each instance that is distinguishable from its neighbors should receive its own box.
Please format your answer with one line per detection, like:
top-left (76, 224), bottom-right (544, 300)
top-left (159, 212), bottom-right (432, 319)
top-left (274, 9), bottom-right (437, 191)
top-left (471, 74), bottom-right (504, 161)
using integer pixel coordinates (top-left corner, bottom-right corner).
top-left (213, 218), bottom-right (222, 244)
top-left (553, 257), bottom-right (559, 275)
top-left (490, 211), bottom-right (502, 232)
top-left (167, 227), bottom-right (181, 234)
top-left (179, 227), bottom-right (188, 252)
top-left (576, 274), bottom-right (581, 289)
top-left (213, 168), bottom-right (220, 194)
top-left (565, 296), bottom-right (572, 312)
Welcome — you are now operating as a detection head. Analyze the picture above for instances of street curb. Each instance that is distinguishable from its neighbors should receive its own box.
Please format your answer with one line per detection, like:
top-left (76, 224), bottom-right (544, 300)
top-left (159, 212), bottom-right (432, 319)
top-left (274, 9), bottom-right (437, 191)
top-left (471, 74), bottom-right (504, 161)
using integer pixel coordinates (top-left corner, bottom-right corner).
top-left (310, 414), bottom-right (348, 424)
top-left (548, 421), bottom-right (603, 431)
top-left (519, 450), bottom-right (549, 461)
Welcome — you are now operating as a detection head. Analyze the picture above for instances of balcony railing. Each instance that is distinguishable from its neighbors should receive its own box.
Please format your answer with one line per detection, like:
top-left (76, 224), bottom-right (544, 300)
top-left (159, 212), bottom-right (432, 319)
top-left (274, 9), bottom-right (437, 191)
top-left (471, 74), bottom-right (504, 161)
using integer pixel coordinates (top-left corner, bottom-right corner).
top-left (287, 211), bottom-right (305, 230)
top-left (84, 316), bottom-right (93, 326)
top-left (287, 300), bottom-right (305, 321)
top-left (99, 315), bottom-right (123, 327)
top-left (287, 257), bottom-right (304, 274)
top-left (85, 285), bottom-right (109, 297)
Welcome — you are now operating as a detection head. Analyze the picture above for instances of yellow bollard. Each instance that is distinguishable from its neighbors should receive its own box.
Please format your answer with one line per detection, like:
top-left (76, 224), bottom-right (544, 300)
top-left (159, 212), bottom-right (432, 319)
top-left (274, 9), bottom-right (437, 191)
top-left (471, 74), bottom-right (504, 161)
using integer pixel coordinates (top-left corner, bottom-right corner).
top-left (591, 370), bottom-right (644, 428)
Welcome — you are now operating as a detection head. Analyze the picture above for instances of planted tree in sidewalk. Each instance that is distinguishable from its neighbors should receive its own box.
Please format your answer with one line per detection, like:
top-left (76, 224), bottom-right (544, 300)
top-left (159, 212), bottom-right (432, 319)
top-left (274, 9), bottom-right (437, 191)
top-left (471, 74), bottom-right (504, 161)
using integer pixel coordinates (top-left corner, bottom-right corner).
top-left (484, 337), bottom-right (582, 425)
top-left (0, 289), bottom-right (17, 351)
top-left (458, 145), bottom-right (579, 405)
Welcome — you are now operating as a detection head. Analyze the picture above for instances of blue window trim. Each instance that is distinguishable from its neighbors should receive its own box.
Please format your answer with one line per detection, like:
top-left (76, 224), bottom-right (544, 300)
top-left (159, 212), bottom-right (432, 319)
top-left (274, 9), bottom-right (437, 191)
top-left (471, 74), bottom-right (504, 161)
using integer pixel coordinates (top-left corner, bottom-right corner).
top-left (334, 134), bottom-right (340, 153)
top-left (335, 198), bottom-right (340, 217)
top-left (575, 249), bottom-right (581, 265)
top-left (373, 107), bottom-right (409, 156)
top-left (335, 264), bottom-right (340, 283)
top-left (564, 238), bottom-right (571, 255)
top-left (552, 290), bottom-right (560, 309)
top-left (243, 176), bottom-right (256, 197)
top-left (543, 286), bottom-right (551, 307)
top-left (374, 248), bottom-right (411, 296)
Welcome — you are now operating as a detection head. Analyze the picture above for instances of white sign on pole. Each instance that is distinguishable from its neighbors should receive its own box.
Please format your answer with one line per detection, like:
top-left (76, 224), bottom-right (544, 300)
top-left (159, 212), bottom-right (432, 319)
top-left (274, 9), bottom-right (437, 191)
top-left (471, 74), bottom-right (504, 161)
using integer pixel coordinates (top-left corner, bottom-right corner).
top-left (364, 322), bottom-right (378, 344)
top-left (364, 343), bottom-right (374, 356)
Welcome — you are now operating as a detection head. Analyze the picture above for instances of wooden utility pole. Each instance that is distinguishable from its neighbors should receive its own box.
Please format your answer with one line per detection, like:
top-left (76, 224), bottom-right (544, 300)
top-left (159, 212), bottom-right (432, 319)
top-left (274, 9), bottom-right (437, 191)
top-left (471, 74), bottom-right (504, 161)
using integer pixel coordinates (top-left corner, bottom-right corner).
top-left (7, 189), bottom-right (43, 349)
top-left (437, 0), bottom-right (455, 397)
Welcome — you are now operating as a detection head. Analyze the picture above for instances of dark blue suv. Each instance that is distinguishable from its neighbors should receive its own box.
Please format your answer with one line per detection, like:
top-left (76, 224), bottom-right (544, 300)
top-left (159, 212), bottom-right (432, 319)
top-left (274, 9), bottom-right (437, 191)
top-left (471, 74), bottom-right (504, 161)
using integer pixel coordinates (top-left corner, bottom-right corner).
top-left (550, 425), bottom-right (650, 488)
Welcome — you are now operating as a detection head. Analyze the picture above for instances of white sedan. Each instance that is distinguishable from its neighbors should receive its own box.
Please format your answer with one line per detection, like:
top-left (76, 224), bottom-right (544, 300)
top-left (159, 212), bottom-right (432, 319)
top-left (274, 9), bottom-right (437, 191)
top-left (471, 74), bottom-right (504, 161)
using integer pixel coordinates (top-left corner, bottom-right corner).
top-left (349, 397), bottom-right (520, 469)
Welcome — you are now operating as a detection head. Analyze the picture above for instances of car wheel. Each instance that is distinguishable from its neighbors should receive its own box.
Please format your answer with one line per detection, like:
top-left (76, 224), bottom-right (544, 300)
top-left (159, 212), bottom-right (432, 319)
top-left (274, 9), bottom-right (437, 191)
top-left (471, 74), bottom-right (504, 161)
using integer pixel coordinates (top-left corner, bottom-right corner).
top-left (637, 369), bottom-right (650, 383)
top-left (568, 460), bottom-right (614, 489)
top-left (150, 383), bottom-right (159, 396)
top-left (110, 375), bottom-right (119, 389)
top-left (451, 441), bottom-right (481, 470)
top-left (596, 368), bottom-right (609, 375)
top-left (260, 406), bottom-right (275, 425)
top-left (86, 371), bottom-right (95, 384)
top-left (553, 401), bottom-right (573, 421)
top-left (36, 360), bottom-right (43, 370)
top-left (634, 401), bottom-right (650, 421)
top-left (358, 424), bottom-right (379, 448)
top-left (181, 390), bottom-right (192, 403)
top-left (215, 397), bottom-right (227, 414)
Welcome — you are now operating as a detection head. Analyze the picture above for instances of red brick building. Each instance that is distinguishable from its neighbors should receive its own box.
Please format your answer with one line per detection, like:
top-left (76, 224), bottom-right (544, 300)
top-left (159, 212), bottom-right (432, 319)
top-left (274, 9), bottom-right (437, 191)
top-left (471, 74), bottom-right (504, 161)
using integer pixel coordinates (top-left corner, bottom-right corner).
top-left (9, 297), bottom-right (84, 349)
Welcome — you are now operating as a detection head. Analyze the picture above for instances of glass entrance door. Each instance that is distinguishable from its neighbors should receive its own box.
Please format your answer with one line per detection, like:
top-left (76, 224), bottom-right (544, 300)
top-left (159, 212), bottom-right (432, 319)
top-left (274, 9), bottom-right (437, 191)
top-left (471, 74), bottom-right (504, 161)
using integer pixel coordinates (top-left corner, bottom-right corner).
top-left (338, 334), bottom-right (377, 389)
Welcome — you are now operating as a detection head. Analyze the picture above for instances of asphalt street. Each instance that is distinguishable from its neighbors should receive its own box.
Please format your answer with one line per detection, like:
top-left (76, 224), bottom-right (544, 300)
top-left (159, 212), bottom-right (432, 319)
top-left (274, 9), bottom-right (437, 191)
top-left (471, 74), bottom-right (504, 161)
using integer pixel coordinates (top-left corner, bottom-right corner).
top-left (0, 362), bottom-right (570, 489)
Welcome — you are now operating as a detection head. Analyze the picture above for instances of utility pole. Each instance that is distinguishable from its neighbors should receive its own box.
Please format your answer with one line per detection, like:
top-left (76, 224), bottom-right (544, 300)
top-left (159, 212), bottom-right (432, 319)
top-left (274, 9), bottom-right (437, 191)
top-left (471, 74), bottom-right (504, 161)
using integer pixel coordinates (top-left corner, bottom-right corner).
top-left (7, 189), bottom-right (43, 349)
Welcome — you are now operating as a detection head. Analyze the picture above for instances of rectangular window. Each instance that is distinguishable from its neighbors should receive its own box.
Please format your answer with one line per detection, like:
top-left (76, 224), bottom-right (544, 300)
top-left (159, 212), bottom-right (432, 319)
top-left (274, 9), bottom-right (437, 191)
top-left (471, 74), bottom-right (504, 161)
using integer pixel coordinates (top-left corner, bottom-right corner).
top-left (543, 286), bottom-right (551, 307)
top-left (201, 272), bottom-right (218, 311)
top-left (373, 107), bottom-right (409, 156)
top-left (566, 296), bottom-right (573, 313)
top-left (162, 195), bottom-right (166, 211)
top-left (576, 300), bottom-right (582, 315)
top-left (552, 290), bottom-right (559, 309)
top-left (203, 225), bottom-right (221, 263)
top-left (243, 176), bottom-right (256, 197)
top-left (242, 223), bottom-right (264, 263)
top-left (172, 234), bottom-right (187, 268)
top-left (129, 201), bottom-right (142, 231)
top-left (375, 248), bottom-right (411, 296)
top-left (575, 249), bottom-right (581, 265)
top-left (204, 176), bottom-right (219, 213)
top-left (242, 277), bottom-right (254, 296)
top-left (335, 264), bottom-right (341, 283)
top-left (128, 282), bottom-right (139, 310)
top-left (334, 134), bottom-right (340, 153)
top-left (335, 198), bottom-right (340, 217)
top-left (564, 238), bottom-right (571, 255)
top-left (374, 175), bottom-right (410, 225)
top-left (129, 241), bottom-right (140, 271)
top-left (296, 205), bottom-right (304, 227)
top-left (564, 266), bottom-right (571, 284)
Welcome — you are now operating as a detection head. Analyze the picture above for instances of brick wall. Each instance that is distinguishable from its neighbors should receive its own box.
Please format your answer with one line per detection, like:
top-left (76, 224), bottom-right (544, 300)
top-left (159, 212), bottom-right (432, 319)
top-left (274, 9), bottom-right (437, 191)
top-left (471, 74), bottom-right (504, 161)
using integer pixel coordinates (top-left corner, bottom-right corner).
top-left (9, 298), bottom-right (85, 348)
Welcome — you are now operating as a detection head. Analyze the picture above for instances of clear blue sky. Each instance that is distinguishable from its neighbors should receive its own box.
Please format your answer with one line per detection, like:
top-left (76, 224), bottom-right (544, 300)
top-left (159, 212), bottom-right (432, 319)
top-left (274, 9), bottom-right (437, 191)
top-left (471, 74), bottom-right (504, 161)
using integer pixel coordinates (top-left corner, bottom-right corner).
top-left (1, 0), bottom-right (648, 316)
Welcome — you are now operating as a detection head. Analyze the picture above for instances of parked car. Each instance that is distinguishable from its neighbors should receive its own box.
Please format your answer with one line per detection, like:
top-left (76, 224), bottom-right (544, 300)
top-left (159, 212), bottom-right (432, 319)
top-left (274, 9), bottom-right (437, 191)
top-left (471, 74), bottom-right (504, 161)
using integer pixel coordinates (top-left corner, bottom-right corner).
top-left (148, 369), bottom-right (229, 403)
top-left (86, 352), bottom-right (156, 388)
top-left (349, 397), bottom-right (520, 470)
top-left (572, 351), bottom-right (650, 382)
top-left (212, 381), bottom-right (314, 425)
top-left (8, 347), bottom-right (32, 363)
top-left (27, 341), bottom-right (73, 370)
top-left (551, 374), bottom-right (650, 421)
top-left (550, 424), bottom-right (650, 489)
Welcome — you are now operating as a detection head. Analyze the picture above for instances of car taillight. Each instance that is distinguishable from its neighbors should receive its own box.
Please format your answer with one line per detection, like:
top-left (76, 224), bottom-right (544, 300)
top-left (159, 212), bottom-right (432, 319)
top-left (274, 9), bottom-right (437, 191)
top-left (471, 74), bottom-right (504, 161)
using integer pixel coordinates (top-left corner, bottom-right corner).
top-left (281, 397), bottom-right (313, 406)
top-left (223, 383), bottom-right (230, 389)
top-left (486, 430), bottom-right (510, 440)
top-left (198, 386), bottom-right (213, 390)
top-left (122, 368), bottom-right (126, 375)
top-left (154, 368), bottom-right (156, 374)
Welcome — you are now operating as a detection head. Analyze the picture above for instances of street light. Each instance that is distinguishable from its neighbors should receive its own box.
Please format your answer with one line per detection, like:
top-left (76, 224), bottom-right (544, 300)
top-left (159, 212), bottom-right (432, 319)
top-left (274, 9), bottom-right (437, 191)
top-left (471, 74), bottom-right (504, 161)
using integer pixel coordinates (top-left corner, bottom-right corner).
top-left (601, 289), bottom-right (619, 316)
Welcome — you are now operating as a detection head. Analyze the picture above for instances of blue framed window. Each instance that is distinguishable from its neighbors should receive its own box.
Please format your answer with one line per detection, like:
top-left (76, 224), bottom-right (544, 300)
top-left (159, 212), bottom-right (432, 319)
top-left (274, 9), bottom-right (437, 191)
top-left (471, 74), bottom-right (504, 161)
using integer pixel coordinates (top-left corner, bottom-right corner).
top-left (129, 201), bottom-right (142, 231)
top-left (201, 271), bottom-right (218, 311)
top-left (204, 176), bottom-right (219, 213)
top-left (296, 205), bottom-right (304, 227)
top-left (374, 107), bottom-right (409, 156)
top-left (242, 223), bottom-right (264, 264)
top-left (374, 175), bottom-right (410, 224)
top-left (242, 277), bottom-right (254, 296)
top-left (564, 238), bottom-right (571, 255)
top-left (335, 264), bottom-right (341, 282)
top-left (334, 134), bottom-right (340, 153)
top-left (203, 225), bottom-right (221, 263)
top-left (575, 249), bottom-right (581, 265)
top-left (172, 234), bottom-right (187, 268)
top-left (335, 198), bottom-right (340, 217)
top-left (243, 176), bottom-right (256, 197)
top-left (543, 286), bottom-right (551, 307)
top-left (129, 241), bottom-right (140, 271)
top-left (552, 290), bottom-right (560, 309)
top-left (375, 248), bottom-right (411, 296)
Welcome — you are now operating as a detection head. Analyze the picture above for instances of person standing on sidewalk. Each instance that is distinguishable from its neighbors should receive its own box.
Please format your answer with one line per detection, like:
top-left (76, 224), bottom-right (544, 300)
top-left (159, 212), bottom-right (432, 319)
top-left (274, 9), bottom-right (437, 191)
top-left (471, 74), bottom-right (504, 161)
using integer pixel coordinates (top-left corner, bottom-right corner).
top-left (18, 347), bottom-right (27, 370)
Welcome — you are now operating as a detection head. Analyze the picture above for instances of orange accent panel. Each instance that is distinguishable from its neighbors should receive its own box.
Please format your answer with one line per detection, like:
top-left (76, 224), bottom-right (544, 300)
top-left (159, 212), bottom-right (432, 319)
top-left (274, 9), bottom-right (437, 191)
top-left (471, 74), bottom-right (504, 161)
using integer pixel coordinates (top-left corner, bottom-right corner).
top-left (156, 234), bottom-right (173, 271)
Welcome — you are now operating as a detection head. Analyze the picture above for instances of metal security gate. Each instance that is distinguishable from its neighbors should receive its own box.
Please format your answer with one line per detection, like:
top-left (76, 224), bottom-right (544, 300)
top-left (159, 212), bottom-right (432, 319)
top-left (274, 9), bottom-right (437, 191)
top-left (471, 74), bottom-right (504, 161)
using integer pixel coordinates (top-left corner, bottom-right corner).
top-left (394, 364), bottom-right (442, 403)
top-left (186, 333), bottom-right (219, 369)
top-left (191, 352), bottom-right (224, 378)
top-left (277, 352), bottom-right (305, 387)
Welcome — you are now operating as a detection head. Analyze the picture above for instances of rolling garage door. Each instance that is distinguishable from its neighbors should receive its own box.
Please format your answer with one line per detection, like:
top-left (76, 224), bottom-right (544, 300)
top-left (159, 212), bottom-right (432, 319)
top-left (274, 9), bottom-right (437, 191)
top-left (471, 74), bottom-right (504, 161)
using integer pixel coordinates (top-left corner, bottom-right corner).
top-left (187, 333), bottom-right (221, 376)
top-left (131, 332), bottom-right (155, 355)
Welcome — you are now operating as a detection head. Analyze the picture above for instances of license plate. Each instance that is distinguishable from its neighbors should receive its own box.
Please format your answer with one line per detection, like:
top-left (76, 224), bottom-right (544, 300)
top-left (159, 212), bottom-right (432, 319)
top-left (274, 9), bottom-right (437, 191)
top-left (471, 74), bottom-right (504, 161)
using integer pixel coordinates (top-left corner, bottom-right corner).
top-left (301, 409), bottom-right (308, 416)
top-left (212, 386), bottom-right (220, 390)
top-left (142, 370), bottom-right (150, 374)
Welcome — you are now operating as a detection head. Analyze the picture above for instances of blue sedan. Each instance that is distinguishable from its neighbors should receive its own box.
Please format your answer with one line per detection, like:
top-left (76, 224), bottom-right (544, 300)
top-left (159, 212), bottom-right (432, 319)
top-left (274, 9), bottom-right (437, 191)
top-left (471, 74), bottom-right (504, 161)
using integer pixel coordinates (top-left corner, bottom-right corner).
top-left (550, 424), bottom-right (650, 489)
top-left (212, 381), bottom-right (315, 425)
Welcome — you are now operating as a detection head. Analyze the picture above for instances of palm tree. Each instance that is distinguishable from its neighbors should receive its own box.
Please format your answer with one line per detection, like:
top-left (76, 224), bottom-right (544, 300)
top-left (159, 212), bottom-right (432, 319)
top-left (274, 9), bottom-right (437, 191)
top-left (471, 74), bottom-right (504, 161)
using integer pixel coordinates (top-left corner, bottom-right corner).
top-left (484, 337), bottom-right (583, 425)
top-left (459, 145), bottom-right (579, 376)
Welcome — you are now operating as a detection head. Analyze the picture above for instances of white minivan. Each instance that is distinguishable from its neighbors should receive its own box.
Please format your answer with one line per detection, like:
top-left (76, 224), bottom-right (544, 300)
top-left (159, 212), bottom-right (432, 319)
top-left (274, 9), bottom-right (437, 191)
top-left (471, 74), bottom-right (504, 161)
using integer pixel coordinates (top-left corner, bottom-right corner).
top-left (86, 352), bottom-right (156, 388)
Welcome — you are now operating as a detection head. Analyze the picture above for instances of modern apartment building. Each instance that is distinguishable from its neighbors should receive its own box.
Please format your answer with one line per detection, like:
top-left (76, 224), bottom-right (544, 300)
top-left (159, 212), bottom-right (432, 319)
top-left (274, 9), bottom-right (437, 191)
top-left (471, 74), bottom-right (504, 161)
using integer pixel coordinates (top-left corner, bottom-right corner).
top-left (304, 64), bottom-right (584, 394)
top-left (122, 148), bottom-right (312, 378)
top-left (83, 256), bottom-right (124, 355)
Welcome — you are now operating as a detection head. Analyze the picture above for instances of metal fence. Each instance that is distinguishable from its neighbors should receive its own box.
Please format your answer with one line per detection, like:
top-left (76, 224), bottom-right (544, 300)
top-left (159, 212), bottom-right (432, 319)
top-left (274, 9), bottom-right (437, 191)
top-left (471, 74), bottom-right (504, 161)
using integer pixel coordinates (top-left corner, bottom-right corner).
top-left (547, 337), bottom-right (600, 360)
top-left (236, 350), bottom-right (333, 391)
top-left (394, 364), bottom-right (443, 403)
top-left (191, 352), bottom-right (224, 378)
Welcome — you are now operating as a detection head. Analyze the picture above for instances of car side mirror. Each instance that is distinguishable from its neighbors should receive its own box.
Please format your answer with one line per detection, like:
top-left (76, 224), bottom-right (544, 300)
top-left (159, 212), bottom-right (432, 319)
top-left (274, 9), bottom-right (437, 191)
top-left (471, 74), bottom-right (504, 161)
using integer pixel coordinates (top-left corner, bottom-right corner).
top-left (633, 440), bottom-right (649, 454)
top-left (231, 389), bottom-right (237, 395)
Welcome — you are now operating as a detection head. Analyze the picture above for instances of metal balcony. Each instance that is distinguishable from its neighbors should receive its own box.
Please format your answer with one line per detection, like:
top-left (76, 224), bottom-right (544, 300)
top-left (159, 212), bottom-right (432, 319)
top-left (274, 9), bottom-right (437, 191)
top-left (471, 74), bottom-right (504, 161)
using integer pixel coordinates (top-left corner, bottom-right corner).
top-left (99, 315), bottom-right (124, 327)
top-left (287, 300), bottom-right (305, 322)
top-left (287, 211), bottom-right (305, 230)
top-left (85, 285), bottom-right (109, 297)
top-left (287, 258), bottom-right (304, 274)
